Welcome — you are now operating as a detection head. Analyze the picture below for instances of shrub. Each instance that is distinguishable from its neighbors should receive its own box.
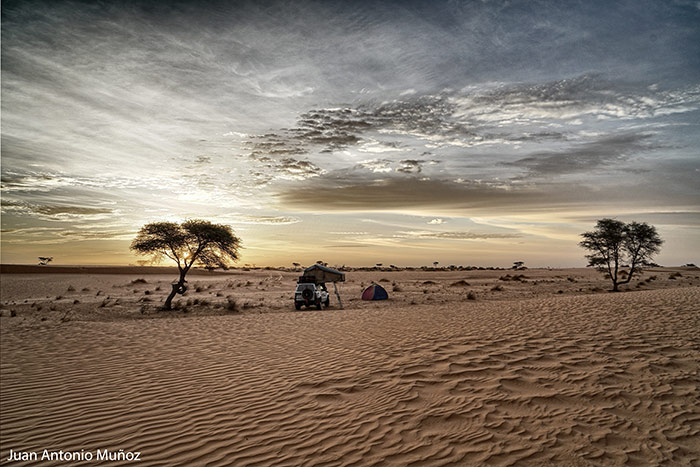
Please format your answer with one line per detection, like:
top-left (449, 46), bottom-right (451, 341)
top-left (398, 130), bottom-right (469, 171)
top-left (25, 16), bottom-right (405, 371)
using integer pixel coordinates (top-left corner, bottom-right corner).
top-left (491, 285), bottom-right (503, 292)
top-left (226, 298), bottom-right (239, 312)
top-left (131, 278), bottom-right (148, 284)
top-left (67, 285), bottom-right (76, 292)
top-left (467, 291), bottom-right (477, 300)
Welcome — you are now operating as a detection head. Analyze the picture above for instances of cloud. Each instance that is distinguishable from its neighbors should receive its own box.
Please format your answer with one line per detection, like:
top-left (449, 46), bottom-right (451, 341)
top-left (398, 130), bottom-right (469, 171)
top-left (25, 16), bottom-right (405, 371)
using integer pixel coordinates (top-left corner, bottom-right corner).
top-left (2, 200), bottom-right (113, 221)
top-left (276, 176), bottom-right (576, 214)
top-left (452, 75), bottom-right (700, 125)
top-left (234, 215), bottom-right (301, 225)
top-left (428, 218), bottom-right (446, 224)
top-left (504, 132), bottom-right (656, 176)
top-left (0, 226), bottom-right (134, 244)
top-left (357, 159), bottom-right (393, 173)
top-left (396, 160), bottom-right (423, 174)
top-left (394, 230), bottom-right (521, 240)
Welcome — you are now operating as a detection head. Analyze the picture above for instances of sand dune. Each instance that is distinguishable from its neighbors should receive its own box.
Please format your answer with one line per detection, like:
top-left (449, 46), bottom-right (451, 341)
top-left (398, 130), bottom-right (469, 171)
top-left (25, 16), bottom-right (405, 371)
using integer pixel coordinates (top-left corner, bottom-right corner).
top-left (1, 286), bottom-right (698, 465)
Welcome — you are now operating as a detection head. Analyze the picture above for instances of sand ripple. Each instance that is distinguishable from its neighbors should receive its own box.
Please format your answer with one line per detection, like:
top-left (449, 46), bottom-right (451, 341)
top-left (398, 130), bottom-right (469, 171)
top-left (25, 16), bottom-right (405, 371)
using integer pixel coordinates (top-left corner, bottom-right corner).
top-left (2, 288), bottom-right (699, 465)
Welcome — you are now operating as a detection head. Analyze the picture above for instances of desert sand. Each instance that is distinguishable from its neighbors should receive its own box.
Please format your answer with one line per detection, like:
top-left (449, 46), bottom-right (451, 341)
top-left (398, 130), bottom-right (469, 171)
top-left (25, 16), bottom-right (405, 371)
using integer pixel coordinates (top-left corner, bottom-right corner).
top-left (1, 267), bottom-right (699, 465)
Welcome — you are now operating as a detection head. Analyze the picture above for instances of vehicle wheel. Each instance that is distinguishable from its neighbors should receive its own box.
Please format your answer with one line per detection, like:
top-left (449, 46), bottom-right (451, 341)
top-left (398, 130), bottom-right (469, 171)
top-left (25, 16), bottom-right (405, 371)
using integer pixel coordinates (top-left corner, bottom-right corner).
top-left (295, 303), bottom-right (302, 310)
top-left (325, 297), bottom-right (330, 307)
top-left (316, 302), bottom-right (322, 310)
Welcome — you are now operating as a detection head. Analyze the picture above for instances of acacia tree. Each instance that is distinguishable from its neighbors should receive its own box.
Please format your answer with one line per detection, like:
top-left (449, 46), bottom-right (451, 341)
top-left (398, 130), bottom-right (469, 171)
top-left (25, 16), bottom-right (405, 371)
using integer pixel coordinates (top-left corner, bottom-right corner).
top-left (579, 219), bottom-right (663, 292)
top-left (131, 220), bottom-right (241, 310)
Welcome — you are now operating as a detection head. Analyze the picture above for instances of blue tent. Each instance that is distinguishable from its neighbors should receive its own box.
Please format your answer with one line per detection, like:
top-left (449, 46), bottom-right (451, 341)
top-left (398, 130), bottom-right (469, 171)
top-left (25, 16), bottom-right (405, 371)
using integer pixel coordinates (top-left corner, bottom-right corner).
top-left (361, 283), bottom-right (388, 300)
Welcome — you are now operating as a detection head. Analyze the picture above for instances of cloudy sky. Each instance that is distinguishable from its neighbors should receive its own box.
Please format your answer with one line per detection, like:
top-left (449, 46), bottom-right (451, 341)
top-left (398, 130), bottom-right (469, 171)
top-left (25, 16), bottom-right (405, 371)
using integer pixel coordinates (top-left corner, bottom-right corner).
top-left (2, 0), bottom-right (699, 267)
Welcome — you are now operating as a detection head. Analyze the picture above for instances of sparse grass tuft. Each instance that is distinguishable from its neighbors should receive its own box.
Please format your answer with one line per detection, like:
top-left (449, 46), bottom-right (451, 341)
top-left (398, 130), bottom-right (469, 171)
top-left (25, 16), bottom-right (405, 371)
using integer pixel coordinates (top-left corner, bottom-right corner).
top-left (226, 298), bottom-right (239, 312)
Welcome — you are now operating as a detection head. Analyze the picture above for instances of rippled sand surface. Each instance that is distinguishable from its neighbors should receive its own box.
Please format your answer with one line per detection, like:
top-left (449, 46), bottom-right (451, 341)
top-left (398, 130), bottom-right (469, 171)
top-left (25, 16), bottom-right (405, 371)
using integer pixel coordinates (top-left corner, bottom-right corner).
top-left (2, 287), bottom-right (699, 465)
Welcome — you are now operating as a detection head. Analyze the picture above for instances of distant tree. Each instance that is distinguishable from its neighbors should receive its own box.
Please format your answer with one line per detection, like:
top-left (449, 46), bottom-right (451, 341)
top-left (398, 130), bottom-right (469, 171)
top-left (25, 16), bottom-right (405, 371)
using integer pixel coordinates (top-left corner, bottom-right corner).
top-left (38, 256), bottom-right (53, 266)
top-left (512, 261), bottom-right (524, 270)
top-left (433, 261), bottom-right (439, 268)
top-left (376, 263), bottom-right (383, 268)
top-left (292, 262), bottom-right (301, 270)
top-left (131, 220), bottom-right (241, 309)
top-left (580, 219), bottom-right (663, 292)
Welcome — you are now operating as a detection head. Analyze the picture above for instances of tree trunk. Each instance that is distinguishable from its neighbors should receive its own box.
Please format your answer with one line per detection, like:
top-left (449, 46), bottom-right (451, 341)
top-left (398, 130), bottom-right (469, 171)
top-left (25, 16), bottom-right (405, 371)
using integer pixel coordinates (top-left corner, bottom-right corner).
top-left (163, 271), bottom-right (188, 310)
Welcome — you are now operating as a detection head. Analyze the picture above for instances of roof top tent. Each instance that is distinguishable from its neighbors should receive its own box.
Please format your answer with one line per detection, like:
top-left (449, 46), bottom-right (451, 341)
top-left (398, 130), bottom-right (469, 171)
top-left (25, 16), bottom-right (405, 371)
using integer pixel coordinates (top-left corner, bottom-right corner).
top-left (301, 264), bottom-right (345, 283)
top-left (301, 264), bottom-right (345, 309)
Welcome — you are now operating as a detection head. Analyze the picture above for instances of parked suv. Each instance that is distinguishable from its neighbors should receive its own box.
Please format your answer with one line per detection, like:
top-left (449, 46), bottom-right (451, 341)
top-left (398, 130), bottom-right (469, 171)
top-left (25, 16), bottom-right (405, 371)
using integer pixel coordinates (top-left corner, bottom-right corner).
top-left (294, 280), bottom-right (330, 310)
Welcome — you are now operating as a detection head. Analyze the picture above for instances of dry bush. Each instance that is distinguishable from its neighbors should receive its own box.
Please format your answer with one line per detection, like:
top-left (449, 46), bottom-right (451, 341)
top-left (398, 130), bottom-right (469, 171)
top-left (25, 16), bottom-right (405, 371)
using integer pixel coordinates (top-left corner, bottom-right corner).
top-left (226, 298), bottom-right (239, 312)
top-left (450, 280), bottom-right (470, 287)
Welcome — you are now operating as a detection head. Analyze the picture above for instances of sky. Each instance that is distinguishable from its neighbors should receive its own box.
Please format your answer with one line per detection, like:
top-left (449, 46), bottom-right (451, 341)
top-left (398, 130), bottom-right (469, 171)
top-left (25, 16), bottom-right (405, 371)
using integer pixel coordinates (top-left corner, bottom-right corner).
top-left (2, 0), bottom-right (699, 268)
